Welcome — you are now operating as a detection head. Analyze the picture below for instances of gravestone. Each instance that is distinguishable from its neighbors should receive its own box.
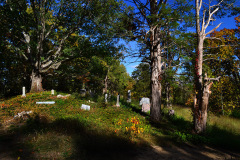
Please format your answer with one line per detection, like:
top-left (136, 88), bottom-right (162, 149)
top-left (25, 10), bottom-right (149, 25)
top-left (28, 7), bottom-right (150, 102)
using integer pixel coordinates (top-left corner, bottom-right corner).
top-left (104, 93), bottom-right (107, 103)
top-left (81, 104), bottom-right (90, 110)
top-left (51, 89), bottom-right (54, 95)
top-left (89, 89), bottom-right (94, 97)
top-left (36, 101), bottom-right (55, 104)
top-left (57, 94), bottom-right (70, 99)
top-left (127, 90), bottom-right (131, 103)
top-left (140, 97), bottom-right (150, 112)
top-left (22, 87), bottom-right (26, 97)
top-left (80, 89), bottom-right (86, 96)
top-left (116, 95), bottom-right (120, 107)
top-left (168, 109), bottom-right (175, 116)
top-left (140, 97), bottom-right (150, 105)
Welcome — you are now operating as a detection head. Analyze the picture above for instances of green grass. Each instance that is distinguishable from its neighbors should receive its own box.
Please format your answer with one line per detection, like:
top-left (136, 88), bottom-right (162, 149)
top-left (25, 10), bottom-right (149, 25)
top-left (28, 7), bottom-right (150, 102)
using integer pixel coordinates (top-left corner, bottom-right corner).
top-left (168, 105), bottom-right (240, 149)
top-left (0, 92), bottom-right (240, 159)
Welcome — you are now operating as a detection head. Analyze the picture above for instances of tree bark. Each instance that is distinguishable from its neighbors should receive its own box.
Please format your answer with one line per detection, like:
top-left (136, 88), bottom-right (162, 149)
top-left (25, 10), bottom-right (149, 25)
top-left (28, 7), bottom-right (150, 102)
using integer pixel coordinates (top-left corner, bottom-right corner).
top-left (194, 36), bottom-right (205, 133)
top-left (194, 77), bottom-right (216, 133)
top-left (30, 70), bottom-right (44, 92)
top-left (150, 27), bottom-right (162, 122)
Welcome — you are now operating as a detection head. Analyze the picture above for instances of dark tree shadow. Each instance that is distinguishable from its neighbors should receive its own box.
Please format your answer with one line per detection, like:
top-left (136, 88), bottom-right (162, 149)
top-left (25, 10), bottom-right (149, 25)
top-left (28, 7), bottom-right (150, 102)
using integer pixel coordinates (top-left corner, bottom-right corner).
top-left (0, 110), bottom-right (240, 160)
top-left (120, 100), bottom-right (149, 118)
top-left (121, 100), bottom-right (240, 154)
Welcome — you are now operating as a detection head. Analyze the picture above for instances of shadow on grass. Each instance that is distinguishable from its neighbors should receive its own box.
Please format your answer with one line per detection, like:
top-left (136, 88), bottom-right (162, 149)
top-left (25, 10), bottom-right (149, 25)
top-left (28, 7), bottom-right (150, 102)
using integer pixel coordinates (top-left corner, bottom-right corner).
top-left (0, 117), bottom-right (141, 160)
top-left (121, 100), bottom-right (240, 153)
top-left (0, 109), bottom-right (240, 159)
top-left (120, 100), bottom-right (149, 118)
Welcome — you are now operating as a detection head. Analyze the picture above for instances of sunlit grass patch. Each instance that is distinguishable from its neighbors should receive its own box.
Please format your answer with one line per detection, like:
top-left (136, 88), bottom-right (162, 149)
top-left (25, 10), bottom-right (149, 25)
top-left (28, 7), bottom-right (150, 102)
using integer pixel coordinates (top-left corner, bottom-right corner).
top-left (170, 105), bottom-right (240, 151)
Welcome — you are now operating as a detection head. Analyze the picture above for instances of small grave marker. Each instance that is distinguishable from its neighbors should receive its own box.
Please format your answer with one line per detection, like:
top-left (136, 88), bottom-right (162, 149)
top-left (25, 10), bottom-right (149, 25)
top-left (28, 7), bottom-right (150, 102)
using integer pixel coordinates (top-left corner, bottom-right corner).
top-left (36, 101), bottom-right (55, 104)
top-left (22, 87), bottom-right (26, 97)
top-left (116, 95), bottom-right (120, 107)
top-left (105, 93), bottom-right (108, 103)
top-left (51, 89), bottom-right (54, 95)
top-left (81, 104), bottom-right (90, 110)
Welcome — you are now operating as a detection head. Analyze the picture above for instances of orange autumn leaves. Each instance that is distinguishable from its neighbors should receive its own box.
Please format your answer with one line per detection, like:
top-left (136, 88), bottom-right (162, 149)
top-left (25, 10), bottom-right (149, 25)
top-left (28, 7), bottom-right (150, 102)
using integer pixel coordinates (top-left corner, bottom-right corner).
top-left (114, 117), bottom-right (144, 137)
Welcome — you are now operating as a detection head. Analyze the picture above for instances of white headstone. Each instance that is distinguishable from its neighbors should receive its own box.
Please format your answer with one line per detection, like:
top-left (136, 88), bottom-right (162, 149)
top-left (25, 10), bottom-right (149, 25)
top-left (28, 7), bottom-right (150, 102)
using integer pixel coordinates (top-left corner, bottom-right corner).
top-left (116, 95), bottom-right (120, 107)
top-left (81, 104), bottom-right (90, 110)
top-left (140, 97), bottom-right (150, 105)
top-left (105, 93), bottom-right (108, 103)
top-left (57, 94), bottom-right (70, 98)
top-left (51, 89), bottom-right (54, 95)
top-left (36, 101), bottom-right (55, 104)
top-left (168, 109), bottom-right (175, 116)
top-left (22, 87), bottom-right (26, 97)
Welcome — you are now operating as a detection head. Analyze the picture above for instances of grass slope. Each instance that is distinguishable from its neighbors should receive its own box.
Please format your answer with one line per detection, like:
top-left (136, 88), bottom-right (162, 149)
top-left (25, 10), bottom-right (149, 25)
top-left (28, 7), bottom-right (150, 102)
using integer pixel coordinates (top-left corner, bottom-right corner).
top-left (0, 92), bottom-right (240, 159)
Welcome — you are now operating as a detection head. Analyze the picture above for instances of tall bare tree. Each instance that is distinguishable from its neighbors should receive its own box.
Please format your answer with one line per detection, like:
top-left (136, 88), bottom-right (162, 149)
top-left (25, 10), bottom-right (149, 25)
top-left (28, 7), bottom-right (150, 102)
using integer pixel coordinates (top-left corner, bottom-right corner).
top-left (193, 0), bottom-right (236, 133)
top-left (127, 0), bottom-right (192, 121)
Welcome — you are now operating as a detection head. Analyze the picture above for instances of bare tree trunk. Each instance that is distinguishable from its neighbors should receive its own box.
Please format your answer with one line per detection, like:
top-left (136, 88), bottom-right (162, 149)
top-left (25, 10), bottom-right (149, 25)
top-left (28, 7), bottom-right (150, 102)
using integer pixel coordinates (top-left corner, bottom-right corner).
top-left (150, 52), bottom-right (161, 121)
top-left (194, 0), bottom-right (223, 133)
top-left (194, 36), bottom-right (205, 133)
top-left (30, 70), bottom-right (44, 92)
top-left (194, 75), bottom-right (217, 133)
top-left (150, 27), bottom-right (162, 122)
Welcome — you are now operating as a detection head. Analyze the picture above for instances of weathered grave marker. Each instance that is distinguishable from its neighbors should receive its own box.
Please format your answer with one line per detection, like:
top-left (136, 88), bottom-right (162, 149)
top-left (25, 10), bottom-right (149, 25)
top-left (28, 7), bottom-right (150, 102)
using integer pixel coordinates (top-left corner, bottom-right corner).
top-left (105, 93), bottom-right (108, 103)
top-left (80, 89), bottom-right (86, 96)
top-left (81, 104), bottom-right (90, 110)
top-left (22, 87), bottom-right (26, 97)
top-left (140, 97), bottom-right (150, 112)
top-left (51, 89), bottom-right (54, 95)
top-left (168, 109), bottom-right (175, 116)
top-left (116, 94), bottom-right (120, 107)
top-left (36, 101), bottom-right (55, 104)
top-left (57, 94), bottom-right (70, 98)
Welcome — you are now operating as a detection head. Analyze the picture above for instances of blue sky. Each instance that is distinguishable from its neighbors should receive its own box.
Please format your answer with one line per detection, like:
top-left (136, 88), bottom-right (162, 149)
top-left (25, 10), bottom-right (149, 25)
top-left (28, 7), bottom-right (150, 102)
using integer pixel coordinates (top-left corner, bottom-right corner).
top-left (121, 5), bottom-right (239, 76)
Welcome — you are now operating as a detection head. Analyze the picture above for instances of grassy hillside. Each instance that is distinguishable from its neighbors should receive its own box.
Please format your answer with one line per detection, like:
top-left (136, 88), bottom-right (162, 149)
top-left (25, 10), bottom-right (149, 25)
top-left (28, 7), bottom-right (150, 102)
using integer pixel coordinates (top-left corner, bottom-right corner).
top-left (0, 92), bottom-right (240, 159)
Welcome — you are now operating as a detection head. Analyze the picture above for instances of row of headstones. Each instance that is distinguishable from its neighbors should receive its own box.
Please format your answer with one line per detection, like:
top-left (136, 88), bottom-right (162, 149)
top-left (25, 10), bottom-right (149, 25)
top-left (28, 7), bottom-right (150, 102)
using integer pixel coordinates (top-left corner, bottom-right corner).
top-left (104, 90), bottom-right (132, 107)
top-left (104, 90), bottom-right (150, 112)
top-left (21, 87), bottom-right (155, 113)
top-left (105, 93), bottom-right (120, 107)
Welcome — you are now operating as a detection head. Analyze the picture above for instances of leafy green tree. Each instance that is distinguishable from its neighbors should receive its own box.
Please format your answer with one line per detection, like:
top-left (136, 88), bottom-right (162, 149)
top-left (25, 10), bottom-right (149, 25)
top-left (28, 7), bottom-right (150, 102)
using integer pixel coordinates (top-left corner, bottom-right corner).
top-left (205, 21), bottom-right (240, 115)
top-left (108, 61), bottom-right (131, 95)
top-left (1, 0), bottom-right (126, 93)
top-left (132, 63), bottom-right (151, 100)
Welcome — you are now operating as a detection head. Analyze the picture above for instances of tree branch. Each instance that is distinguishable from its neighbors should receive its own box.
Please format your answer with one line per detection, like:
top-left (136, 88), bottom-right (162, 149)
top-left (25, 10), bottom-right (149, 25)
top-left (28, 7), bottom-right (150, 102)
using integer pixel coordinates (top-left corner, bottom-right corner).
top-left (205, 22), bottom-right (222, 36)
top-left (204, 73), bottom-right (220, 82)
